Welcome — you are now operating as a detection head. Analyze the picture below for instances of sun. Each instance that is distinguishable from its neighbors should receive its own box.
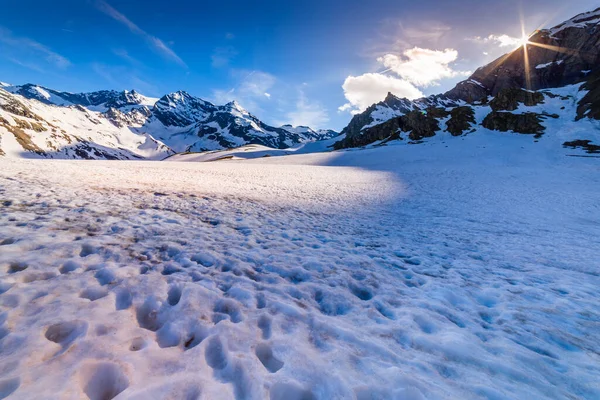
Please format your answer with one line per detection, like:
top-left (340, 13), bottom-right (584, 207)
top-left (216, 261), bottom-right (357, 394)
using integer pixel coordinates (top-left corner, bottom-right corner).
top-left (518, 34), bottom-right (530, 47)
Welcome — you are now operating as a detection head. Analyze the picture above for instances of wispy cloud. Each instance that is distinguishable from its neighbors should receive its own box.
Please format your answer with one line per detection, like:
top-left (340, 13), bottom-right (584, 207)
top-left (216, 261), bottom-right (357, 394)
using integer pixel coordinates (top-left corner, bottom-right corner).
top-left (211, 46), bottom-right (237, 68)
top-left (92, 63), bottom-right (119, 87)
top-left (7, 57), bottom-right (46, 73)
top-left (91, 62), bottom-right (159, 95)
top-left (0, 26), bottom-right (70, 68)
top-left (283, 88), bottom-right (329, 128)
top-left (468, 34), bottom-right (522, 48)
top-left (112, 48), bottom-right (144, 67)
top-left (212, 70), bottom-right (276, 112)
top-left (94, 0), bottom-right (187, 67)
top-left (363, 19), bottom-right (452, 58)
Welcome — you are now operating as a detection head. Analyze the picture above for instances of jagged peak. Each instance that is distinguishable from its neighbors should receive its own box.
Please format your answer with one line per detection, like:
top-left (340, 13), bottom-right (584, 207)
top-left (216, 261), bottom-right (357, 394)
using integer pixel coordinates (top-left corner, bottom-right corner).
top-left (384, 92), bottom-right (399, 101)
top-left (161, 90), bottom-right (192, 101)
top-left (224, 100), bottom-right (248, 114)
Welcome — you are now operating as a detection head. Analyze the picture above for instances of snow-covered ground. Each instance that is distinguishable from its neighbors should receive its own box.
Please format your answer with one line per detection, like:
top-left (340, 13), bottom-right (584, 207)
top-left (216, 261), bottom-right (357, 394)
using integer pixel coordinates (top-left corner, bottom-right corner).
top-left (1, 134), bottom-right (599, 399)
top-left (166, 135), bottom-right (342, 162)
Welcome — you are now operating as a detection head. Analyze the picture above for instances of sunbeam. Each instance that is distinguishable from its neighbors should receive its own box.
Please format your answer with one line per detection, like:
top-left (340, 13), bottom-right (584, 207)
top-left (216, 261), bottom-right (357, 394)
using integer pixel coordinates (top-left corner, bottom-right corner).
top-left (520, 20), bottom-right (532, 90)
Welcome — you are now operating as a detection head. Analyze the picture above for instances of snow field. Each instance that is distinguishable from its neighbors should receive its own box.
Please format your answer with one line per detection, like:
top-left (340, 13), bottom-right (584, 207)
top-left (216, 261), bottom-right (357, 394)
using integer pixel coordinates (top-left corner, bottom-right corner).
top-left (0, 136), bottom-right (599, 399)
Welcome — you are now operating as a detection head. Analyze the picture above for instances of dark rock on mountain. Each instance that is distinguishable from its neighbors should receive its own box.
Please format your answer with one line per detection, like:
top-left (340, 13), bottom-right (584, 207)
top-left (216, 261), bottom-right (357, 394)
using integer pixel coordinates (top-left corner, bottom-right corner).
top-left (334, 117), bottom-right (401, 149)
top-left (577, 70), bottom-right (600, 120)
top-left (444, 80), bottom-right (489, 104)
top-left (481, 112), bottom-right (545, 135)
top-left (446, 106), bottom-right (475, 136)
top-left (335, 93), bottom-right (457, 149)
top-left (105, 107), bottom-right (152, 128)
top-left (339, 93), bottom-right (418, 142)
top-left (489, 88), bottom-right (544, 111)
top-left (334, 107), bottom-right (443, 149)
top-left (403, 109), bottom-right (443, 141)
top-left (563, 139), bottom-right (600, 153)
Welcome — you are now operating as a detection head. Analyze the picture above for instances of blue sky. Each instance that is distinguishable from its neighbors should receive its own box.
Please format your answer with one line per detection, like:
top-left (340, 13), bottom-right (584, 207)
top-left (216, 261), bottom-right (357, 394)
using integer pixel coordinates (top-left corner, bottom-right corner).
top-left (0, 0), bottom-right (597, 130)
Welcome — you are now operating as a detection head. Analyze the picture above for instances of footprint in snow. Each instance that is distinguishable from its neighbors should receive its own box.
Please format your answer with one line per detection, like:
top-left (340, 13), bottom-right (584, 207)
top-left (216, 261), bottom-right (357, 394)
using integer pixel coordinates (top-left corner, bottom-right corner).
top-left (255, 343), bottom-right (284, 373)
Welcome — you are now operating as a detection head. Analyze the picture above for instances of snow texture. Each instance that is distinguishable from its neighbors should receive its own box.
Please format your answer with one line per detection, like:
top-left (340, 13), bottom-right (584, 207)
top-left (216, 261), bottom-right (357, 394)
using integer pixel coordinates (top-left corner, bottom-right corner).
top-left (1, 126), bottom-right (599, 399)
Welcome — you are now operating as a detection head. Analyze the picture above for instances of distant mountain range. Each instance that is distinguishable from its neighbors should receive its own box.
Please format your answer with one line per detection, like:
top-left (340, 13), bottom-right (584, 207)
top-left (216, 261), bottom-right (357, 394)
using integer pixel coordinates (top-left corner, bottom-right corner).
top-left (0, 82), bottom-right (338, 159)
top-left (1, 7), bottom-right (599, 159)
top-left (333, 7), bottom-right (600, 151)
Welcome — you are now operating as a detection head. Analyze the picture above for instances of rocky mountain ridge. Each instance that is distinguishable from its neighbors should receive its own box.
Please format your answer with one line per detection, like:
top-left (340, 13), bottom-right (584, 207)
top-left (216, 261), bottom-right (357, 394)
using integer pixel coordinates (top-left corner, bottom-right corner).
top-left (334, 7), bottom-right (600, 151)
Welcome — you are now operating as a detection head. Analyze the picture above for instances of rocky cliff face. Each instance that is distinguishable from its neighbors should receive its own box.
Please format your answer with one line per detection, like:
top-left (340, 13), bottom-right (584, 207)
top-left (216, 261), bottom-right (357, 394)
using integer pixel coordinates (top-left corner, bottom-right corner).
top-left (334, 8), bottom-right (600, 151)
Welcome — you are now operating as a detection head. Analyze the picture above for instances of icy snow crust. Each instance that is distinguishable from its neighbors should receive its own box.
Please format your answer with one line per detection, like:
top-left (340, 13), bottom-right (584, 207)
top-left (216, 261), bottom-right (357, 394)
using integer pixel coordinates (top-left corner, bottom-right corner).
top-left (1, 131), bottom-right (600, 399)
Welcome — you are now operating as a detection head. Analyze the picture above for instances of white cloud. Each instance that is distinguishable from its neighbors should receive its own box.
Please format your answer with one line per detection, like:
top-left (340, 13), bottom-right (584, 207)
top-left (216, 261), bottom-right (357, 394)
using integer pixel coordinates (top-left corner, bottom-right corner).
top-left (339, 46), bottom-right (470, 114)
top-left (490, 34), bottom-right (522, 47)
top-left (339, 73), bottom-right (423, 114)
top-left (469, 34), bottom-right (522, 48)
top-left (0, 27), bottom-right (70, 68)
top-left (94, 0), bottom-right (186, 67)
top-left (264, 92), bottom-right (271, 98)
top-left (378, 47), bottom-right (468, 87)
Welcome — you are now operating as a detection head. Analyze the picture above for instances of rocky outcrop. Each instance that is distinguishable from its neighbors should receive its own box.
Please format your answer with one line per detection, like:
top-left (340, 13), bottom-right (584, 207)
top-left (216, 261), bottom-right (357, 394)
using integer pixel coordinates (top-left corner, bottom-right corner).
top-left (563, 139), bottom-right (600, 153)
top-left (577, 70), bottom-right (600, 120)
top-left (334, 107), bottom-right (443, 149)
top-left (489, 88), bottom-right (544, 111)
top-left (333, 118), bottom-right (402, 149)
top-left (403, 110), bottom-right (443, 141)
top-left (446, 106), bottom-right (475, 136)
top-left (481, 112), bottom-right (545, 135)
top-left (339, 93), bottom-right (417, 142)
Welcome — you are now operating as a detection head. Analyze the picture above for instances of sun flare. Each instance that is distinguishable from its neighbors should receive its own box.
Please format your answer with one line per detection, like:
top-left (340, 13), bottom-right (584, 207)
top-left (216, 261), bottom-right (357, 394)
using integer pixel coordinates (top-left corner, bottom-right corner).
top-left (518, 34), bottom-right (530, 47)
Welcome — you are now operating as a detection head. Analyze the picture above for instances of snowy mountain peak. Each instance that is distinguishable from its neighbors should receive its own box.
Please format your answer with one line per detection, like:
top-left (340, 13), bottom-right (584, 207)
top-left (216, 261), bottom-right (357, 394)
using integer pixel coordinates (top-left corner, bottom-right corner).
top-left (224, 100), bottom-right (249, 115)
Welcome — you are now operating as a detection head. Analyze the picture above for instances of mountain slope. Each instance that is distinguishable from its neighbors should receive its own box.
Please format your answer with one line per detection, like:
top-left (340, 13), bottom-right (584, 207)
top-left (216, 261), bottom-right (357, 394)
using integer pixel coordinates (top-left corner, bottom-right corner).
top-left (0, 84), bottom-right (337, 159)
top-left (334, 7), bottom-right (600, 151)
top-left (446, 7), bottom-right (600, 102)
top-left (0, 87), bottom-right (172, 159)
